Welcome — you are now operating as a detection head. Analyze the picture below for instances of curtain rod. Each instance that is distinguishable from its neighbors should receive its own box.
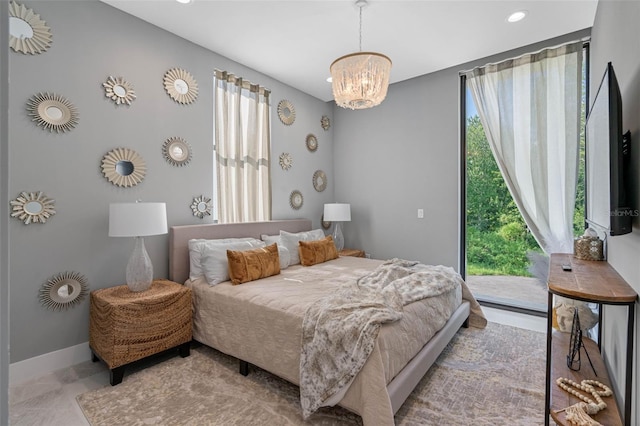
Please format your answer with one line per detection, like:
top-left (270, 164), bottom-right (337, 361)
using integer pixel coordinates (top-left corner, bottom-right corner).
top-left (458, 37), bottom-right (590, 76)
top-left (215, 69), bottom-right (271, 97)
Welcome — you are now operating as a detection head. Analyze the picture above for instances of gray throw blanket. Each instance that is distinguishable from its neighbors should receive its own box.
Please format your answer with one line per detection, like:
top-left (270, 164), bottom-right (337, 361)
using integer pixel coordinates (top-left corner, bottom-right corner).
top-left (299, 258), bottom-right (485, 419)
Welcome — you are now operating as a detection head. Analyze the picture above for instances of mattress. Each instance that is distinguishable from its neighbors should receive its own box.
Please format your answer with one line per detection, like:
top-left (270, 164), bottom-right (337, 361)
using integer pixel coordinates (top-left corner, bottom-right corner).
top-left (186, 256), bottom-right (463, 424)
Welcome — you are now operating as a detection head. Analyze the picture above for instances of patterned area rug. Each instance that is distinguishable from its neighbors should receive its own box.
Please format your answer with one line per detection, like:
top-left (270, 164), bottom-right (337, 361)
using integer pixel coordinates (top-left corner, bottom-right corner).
top-left (77, 322), bottom-right (545, 425)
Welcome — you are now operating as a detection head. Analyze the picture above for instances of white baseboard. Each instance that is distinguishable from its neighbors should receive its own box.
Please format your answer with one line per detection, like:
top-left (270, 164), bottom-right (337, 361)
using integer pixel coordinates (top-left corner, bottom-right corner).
top-left (9, 341), bottom-right (91, 385)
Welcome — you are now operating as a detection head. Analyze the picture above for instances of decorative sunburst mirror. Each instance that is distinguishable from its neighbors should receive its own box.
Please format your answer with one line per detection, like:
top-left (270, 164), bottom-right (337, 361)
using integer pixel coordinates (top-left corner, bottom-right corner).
top-left (321, 115), bottom-right (330, 131)
top-left (313, 170), bottom-right (327, 192)
top-left (163, 137), bottom-right (192, 167)
top-left (277, 100), bottom-right (295, 125)
top-left (9, 1), bottom-right (52, 55)
top-left (103, 76), bottom-right (136, 106)
top-left (164, 68), bottom-right (198, 104)
top-left (39, 271), bottom-right (89, 311)
top-left (191, 195), bottom-right (212, 219)
top-left (10, 191), bottom-right (56, 224)
top-left (279, 152), bottom-right (292, 170)
top-left (27, 92), bottom-right (78, 133)
top-left (101, 148), bottom-right (146, 187)
top-left (306, 134), bottom-right (318, 152)
top-left (289, 190), bottom-right (303, 210)
top-left (321, 214), bottom-right (331, 230)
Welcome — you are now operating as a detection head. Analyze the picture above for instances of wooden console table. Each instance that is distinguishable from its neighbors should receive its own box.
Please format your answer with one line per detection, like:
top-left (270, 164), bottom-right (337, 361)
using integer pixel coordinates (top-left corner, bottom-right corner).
top-left (545, 254), bottom-right (637, 426)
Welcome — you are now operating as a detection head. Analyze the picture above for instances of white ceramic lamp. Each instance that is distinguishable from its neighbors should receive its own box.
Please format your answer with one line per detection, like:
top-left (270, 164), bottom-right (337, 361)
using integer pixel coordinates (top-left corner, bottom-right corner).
top-left (324, 203), bottom-right (351, 251)
top-left (109, 202), bottom-right (168, 292)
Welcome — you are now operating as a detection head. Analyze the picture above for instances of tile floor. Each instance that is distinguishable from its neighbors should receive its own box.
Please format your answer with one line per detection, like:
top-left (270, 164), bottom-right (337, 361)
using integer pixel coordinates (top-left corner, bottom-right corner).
top-left (8, 308), bottom-right (546, 425)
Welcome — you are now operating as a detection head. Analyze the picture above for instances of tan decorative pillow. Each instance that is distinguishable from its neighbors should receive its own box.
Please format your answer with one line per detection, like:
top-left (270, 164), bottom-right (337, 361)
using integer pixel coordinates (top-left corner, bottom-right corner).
top-left (227, 243), bottom-right (280, 285)
top-left (299, 236), bottom-right (339, 266)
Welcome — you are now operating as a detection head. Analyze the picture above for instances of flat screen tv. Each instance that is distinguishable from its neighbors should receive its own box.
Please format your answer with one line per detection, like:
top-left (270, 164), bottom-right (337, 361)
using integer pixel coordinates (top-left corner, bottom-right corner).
top-left (586, 62), bottom-right (632, 236)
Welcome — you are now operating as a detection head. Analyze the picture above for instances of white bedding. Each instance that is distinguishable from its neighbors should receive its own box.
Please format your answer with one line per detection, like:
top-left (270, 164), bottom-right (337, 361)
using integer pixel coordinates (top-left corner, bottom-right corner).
top-left (186, 256), bottom-right (468, 424)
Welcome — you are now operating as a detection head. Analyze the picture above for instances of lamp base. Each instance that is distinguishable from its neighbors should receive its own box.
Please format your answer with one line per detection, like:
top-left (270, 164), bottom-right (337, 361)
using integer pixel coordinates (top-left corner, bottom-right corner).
top-left (332, 222), bottom-right (344, 252)
top-left (126, 237), bottom-right (153, 292)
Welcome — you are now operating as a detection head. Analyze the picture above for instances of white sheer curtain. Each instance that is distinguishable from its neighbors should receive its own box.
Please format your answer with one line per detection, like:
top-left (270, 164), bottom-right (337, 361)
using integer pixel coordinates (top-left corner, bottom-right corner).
top-left (214, 70), bottom-right (271, 223)
top-left (466, 42), bottom-right (583, 254)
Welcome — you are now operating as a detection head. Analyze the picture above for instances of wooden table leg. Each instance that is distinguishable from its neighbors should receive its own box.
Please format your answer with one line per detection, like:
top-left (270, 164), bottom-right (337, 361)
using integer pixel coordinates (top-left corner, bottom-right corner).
top-left (110, 366), bottom-right (125, 386)
top-left (179, 341), bottom-right (190, 358)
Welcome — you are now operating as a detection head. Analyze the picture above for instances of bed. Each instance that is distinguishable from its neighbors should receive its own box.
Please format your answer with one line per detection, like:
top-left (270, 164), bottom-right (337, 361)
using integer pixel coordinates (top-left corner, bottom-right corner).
top-left (169, 219), bottom-right (485, 425)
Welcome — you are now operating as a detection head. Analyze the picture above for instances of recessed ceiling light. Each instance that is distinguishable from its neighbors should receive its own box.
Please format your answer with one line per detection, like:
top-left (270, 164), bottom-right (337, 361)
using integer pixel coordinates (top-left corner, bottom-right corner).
top-left (176, 0), bottom-right (192, 4)
top-left (326, 77), bottom-right (332, 83)
top-left (507, 10), bottom-right (527, 23)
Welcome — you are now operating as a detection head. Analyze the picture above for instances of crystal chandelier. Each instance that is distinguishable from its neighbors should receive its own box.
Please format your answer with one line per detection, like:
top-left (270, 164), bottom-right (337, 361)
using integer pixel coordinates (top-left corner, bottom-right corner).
top-left (330, 0), bottom-right (392, 110)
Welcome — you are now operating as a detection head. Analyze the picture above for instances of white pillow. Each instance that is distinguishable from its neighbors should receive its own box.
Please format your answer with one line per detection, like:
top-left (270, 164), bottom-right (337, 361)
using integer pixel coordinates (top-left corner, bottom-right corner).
top-left (201, 239), bottom-right (267, 285)
top-left (261, 234), bottom-right (280, 245)
top-left (279, 229), bottom-right (325, 265)
top-left (277, 245), bottom-right (290, 270)
top-left (188, 237), bottom-right (263, 281)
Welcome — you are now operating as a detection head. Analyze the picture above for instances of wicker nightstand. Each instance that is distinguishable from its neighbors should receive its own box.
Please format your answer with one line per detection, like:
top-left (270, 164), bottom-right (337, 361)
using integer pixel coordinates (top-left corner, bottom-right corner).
top-left (89, 280), bottom-right (192, 385)
top-left (339, 248), bottom-right (365, 258)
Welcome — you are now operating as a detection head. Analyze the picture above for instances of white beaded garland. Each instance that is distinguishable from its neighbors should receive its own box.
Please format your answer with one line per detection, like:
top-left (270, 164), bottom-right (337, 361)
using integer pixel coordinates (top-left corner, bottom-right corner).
top-left (555, 377), bottom-right (612, 413)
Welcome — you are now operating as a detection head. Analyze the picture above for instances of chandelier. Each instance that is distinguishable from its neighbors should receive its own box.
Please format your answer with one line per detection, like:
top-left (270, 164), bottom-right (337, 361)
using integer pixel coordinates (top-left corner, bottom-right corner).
top-left (330, 0), bottom-right (392, 110)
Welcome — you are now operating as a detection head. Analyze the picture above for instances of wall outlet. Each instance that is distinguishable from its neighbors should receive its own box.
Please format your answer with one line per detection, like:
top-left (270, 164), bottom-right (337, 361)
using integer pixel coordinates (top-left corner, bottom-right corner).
top-left (417, 209), bottom-right (424, 219)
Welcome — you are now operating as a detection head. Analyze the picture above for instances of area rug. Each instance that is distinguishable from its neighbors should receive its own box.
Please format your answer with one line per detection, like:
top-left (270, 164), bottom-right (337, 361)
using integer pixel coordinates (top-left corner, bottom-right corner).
top-left (77, 322), bottom-right (545, 425)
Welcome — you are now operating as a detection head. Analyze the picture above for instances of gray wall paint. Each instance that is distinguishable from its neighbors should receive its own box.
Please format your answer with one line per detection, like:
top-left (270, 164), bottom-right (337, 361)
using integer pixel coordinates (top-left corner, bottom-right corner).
top-left (333, 29), bottom-right (590, 269)
top-left (1, 0), bottom-right (10, 420)
top-left (590, 2), bottom-right (640, 424)
top-left (8, 0), bottom-right (334, 362)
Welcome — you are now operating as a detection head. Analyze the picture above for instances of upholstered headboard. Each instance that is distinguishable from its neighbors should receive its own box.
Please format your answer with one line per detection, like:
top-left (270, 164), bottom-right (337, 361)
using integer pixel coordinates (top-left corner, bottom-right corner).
top-left (169, 219), bottom-right (312, 284)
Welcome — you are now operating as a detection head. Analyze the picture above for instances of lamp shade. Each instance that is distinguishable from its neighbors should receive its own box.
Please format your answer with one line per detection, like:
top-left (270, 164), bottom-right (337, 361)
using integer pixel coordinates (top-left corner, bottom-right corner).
top-left (109, 202), bottom-right (168, 237)
top-left (324, 203), bottom-right (351, 222)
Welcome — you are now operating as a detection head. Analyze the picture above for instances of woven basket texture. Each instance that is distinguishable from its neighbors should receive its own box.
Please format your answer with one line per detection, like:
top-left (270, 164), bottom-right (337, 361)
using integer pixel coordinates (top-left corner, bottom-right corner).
top-left (89, 280), bottom-right (192, 369)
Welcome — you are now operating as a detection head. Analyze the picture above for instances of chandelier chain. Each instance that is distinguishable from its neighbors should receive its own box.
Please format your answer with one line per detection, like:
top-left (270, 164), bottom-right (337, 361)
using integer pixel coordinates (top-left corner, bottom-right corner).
top-left (359, 4), bottom-right (363, 52)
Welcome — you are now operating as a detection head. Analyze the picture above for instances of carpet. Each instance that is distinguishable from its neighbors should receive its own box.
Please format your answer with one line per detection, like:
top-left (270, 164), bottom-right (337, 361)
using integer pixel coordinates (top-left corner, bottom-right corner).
top-left (77, 322), bottom-right (545, 425)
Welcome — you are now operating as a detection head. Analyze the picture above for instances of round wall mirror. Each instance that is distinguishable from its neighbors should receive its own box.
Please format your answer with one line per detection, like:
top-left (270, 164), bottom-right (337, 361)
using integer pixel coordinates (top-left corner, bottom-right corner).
top-left (174, 79), bottom-right (189, 94)
top-left (103, 76), bottom-right (136, 106)
top-left (101, 148), bottom-right (146, 187)
top-left (10, 191), bottom-right (56, 225)
top-left (113, 85), bottom-right (126, 97)
top-left (164, 68), bottom-right (198, 104)
top-left (24, 201), bottom-right (44, 215)
top-left (9, 2), bottom-right (52, 55)
top-left (162, 137), bottom-right (192, 167)
top-left (45, 105), bottom-right (63, 120)
top-left (190, 195), bottom-right (212, 219)
top-left (115, 160), bottom-right (134, 176)
top-left (39, 271), bottom-right (89, 311)
top-left (9, 17), bottom-right (33, 39)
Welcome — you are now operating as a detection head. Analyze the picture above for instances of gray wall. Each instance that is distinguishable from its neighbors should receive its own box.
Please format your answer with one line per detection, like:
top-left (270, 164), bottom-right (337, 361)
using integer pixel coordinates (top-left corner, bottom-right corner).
top-left (1, 0), bottom-right (10, 420)
top-left (590, 1), bottom-right (640, 424)
top-left (333, 29), bottom-right (590, 269)
top-left (8, 0), bottom-right (334, 362)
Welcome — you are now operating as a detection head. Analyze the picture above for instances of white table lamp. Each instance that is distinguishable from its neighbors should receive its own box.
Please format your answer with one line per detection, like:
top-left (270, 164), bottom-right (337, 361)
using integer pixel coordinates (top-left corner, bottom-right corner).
top-left (109, 202), bottom-right (168, 292)
top-left (324, 203), bottom-right (351, 251)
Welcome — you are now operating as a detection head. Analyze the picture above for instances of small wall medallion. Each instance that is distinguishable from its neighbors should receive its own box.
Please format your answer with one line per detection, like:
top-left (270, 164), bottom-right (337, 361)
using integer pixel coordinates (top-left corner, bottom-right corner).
top-left (27, 92), bottom-right (78, 133)
top-left (164, 68), bottom-right (198, 104)
top-left (10, 191), bottom-right (56, 224)
top-left (321, 115), bottom-right (330, 131)
top-left (163, 137), bottom-right (192, 167)
top-left (312, 170), bottom-right (327, 192)
top-left (191, 195), bottom-right (212, 219)
top-left (39, 271), bottom-right (89, 311)
top-left (103, 76), bottom-right (136, 106)
top-left (289, 190), bottom-right (303, 210)
top-left (279, 152), bottom-right (292, 171)
top-left (277, 100), bottom-right (295, 125)
top-left (306, 134), bottom-right (318, 152)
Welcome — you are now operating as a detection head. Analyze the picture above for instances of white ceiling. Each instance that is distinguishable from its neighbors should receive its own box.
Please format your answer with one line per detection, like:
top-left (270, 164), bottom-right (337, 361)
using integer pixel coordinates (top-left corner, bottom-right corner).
top-left (101, 0), bottom-right (598, 102)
